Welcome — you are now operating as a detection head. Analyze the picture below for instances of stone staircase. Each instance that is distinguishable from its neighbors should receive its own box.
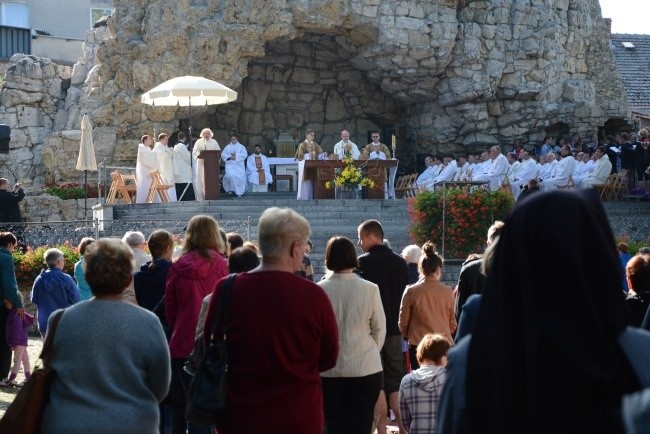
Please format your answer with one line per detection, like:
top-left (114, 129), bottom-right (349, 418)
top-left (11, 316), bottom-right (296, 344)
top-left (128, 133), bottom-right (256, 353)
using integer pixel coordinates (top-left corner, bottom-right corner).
top-left (110, 194), bottom-right (650, 285)
top-left (112, 192), bottom-right (416, 282)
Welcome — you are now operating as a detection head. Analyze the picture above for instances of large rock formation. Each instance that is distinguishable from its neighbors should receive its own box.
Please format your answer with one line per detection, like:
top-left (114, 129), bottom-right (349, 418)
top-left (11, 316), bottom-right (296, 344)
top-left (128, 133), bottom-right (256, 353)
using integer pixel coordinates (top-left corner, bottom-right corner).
top-left (0, 0), bottom-right (631, 186)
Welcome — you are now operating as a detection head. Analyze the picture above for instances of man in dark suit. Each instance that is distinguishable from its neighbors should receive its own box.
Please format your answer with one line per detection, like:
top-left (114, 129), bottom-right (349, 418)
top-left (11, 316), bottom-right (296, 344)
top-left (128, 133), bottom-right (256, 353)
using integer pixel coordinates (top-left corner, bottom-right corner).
top-left (357, 219), bottom-right (409, 434)
top-left (0, 178), bottom-right (24, 223)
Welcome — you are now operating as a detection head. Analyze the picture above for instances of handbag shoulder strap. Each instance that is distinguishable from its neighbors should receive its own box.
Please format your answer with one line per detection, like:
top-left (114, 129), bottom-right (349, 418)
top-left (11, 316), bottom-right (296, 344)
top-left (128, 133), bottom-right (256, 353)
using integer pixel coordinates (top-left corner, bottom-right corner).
top-left (209, 273), bottom-right (236, 341)
top-left (39, 308), bottom-right (66, 367)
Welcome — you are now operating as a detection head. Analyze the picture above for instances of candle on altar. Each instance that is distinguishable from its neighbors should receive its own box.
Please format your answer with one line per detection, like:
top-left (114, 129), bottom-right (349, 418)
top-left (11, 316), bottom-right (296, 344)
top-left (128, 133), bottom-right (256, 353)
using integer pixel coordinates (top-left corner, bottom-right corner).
top-left (392, 135), bottom-right (396, 149)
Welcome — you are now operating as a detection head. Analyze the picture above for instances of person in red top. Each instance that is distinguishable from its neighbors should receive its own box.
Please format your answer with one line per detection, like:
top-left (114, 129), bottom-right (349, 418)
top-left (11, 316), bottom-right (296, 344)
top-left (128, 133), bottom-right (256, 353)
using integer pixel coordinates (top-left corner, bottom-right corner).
top-left (165, 215), bottom-right (228, 434)
top-left (203, 207), bottom-right (339, 434)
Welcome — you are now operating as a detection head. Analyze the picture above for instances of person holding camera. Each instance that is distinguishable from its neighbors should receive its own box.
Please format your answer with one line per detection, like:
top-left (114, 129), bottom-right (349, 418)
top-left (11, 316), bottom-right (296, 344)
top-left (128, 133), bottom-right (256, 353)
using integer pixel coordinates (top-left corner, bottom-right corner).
top-left (0, 178), bottom-right (24, 223)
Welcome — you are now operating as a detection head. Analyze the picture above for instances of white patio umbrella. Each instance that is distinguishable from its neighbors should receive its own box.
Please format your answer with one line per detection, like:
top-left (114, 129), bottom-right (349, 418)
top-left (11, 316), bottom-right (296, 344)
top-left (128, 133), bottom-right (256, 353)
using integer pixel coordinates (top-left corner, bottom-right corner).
top-left (76, 114), bottom-right (98, 219)
top-left (141, 76), bottom-right (238, 199)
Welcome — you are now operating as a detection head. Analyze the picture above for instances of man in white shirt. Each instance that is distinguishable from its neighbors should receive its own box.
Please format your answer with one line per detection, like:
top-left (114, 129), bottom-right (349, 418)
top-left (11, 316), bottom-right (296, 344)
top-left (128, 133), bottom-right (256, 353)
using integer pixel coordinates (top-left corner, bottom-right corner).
top-left (221, 135), bottom-right (249, 197)
top-left (511, 150), bottom-right (538, 198)
top-left (536, 153), bottom-right (555, 182)
top-left (580, 147), bottom-right (612, 189)
top-left (152, 133), bottom-right (177, 201)
top-left (472, 146), bottom-right (509, 190)
top-left (135, 135), bottom-right (159, 203)
top-left (246, 144), bottom-right (273, 192)
top-left (173, 132), bottom-right (195, 201)
top-left (333, 130), bottom-right (361, 159)
top-left (541, 146), bottom-right (576, 191)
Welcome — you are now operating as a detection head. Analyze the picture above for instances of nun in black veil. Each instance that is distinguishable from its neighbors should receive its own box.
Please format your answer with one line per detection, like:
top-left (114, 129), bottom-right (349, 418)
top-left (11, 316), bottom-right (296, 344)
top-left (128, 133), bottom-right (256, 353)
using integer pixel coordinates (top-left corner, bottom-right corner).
top-left (437, 189), bottom-right (650, 434)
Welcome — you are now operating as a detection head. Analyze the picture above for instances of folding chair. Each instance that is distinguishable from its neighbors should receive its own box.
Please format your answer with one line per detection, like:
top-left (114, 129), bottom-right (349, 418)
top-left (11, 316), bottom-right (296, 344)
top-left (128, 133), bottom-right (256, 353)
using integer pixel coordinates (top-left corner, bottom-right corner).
top-left (106, 171), bottom-right (136, 204)
top-left (146, 170), bottom-right (174, 203)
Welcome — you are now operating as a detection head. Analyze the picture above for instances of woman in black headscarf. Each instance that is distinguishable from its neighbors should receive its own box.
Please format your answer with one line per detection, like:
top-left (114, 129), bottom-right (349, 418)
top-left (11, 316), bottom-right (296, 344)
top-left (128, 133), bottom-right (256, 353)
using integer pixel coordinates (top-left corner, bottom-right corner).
top-left (437, 189), bottom-right (650, 434)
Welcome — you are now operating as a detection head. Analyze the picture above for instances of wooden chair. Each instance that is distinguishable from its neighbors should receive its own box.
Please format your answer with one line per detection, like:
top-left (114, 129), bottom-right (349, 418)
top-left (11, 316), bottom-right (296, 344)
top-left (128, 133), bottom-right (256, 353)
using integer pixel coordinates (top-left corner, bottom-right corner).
top-left (106, 171), bottom-right (136, 204)
top-left (146, 170), bottom-right (174, 203)
top-left (556, 175), bottom-right (576, 190)
top-left (609, 170), bottom-right (629, 201)
top-left (395, 173), bottom-right (418, 198)
top-left (593, 174), bottom-right (617, 201)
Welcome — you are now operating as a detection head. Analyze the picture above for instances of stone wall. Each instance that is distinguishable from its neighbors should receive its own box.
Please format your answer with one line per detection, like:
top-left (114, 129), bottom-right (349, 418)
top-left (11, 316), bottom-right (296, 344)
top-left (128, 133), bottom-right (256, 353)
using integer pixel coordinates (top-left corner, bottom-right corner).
top-left (0, 0), bottom-right (632, 183)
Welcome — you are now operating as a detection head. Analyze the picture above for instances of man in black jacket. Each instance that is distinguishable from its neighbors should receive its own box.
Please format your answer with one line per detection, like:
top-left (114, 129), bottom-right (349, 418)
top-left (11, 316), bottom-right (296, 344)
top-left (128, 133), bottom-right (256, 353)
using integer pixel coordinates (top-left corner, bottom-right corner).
top-left (357, 219), bottom-right (409, 434)
top-left (0, 178), bottom-right (24, 223)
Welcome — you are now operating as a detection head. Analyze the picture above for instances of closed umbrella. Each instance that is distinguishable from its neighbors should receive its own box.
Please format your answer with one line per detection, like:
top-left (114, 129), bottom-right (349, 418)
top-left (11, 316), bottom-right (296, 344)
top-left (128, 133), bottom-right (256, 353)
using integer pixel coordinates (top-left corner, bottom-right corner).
top-left (76, 114), bottom-right (98, 219)
top-left (141, 76), bottom-right (238, 199)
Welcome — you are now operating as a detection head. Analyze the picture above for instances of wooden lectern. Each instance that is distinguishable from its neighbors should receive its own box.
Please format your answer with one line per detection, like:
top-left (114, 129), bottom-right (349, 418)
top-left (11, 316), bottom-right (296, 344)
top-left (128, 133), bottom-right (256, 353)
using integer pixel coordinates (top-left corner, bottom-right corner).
top-left (198, 150), bottom-right (221, 200)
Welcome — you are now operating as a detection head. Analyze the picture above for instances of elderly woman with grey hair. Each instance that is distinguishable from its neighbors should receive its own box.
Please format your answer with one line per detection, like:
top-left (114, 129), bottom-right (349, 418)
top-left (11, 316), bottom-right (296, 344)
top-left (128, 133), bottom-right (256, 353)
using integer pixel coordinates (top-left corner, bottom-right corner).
top-left (31, 247), bottom-right (80, 335)
top-left (40, 238), bottom-right (171, 434)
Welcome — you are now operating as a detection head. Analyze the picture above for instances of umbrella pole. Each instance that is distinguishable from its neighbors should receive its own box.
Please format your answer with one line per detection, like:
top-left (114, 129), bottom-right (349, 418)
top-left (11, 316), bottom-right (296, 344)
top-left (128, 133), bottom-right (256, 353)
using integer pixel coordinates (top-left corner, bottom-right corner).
top-left (84, 170), bottom-right (88, 220)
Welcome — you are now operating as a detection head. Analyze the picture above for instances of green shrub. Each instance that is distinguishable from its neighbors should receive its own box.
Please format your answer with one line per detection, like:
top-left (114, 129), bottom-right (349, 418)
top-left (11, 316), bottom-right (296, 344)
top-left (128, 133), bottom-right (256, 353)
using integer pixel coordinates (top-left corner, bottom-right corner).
top-left (408, 188), bottom-right (514, 259)
top-left (43, 182), bottom-right (101, 200)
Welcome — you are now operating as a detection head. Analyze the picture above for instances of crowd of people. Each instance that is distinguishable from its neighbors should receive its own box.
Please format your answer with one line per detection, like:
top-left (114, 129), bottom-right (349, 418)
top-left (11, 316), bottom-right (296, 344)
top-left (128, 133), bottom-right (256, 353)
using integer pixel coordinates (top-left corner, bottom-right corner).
top-left (0, 188), bottom-right (649, 433)
top-left (415, 131), bottom-right (650, 201)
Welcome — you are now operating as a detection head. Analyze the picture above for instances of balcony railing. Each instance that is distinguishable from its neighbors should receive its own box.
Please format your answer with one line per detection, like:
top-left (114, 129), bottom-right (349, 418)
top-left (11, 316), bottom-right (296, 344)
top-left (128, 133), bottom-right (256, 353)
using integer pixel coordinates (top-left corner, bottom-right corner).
top-left (0, 25), bottom-right (31, 59)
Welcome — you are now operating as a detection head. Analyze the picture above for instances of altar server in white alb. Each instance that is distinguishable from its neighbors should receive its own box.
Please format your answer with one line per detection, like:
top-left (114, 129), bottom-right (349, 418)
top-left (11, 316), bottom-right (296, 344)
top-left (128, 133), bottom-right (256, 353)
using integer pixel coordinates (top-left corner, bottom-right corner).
top-left (246, 144), bottom-right (273, 192)
top-left (152, 133), bottom-right (177, 201)
top-left (192, 128), bottom-right (220, 201)
top-left (472, 145), bottom-right (509, 190)
top-left (221, 135), bottom-right (249, 197)
top-left (135, 135), bottom-right (160, 203)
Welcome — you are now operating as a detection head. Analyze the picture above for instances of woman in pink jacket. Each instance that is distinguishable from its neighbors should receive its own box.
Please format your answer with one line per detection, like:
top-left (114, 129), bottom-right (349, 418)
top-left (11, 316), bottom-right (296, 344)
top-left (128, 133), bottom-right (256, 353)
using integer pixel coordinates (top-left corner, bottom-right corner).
top-left (165, 215), bottom-right (228, 434)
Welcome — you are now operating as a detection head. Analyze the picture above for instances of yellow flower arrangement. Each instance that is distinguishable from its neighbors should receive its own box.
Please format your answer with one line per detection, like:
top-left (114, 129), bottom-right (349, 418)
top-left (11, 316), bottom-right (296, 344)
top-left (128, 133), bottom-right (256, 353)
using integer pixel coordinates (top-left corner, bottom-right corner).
top-left (325, 154), bottom-right (375, 190)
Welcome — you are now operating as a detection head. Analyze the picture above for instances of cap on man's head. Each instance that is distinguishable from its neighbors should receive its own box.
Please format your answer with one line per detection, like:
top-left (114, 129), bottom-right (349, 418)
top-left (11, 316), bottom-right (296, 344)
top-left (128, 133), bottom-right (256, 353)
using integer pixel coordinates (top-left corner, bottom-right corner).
top-left (122, 231), bottom-right (146, 247)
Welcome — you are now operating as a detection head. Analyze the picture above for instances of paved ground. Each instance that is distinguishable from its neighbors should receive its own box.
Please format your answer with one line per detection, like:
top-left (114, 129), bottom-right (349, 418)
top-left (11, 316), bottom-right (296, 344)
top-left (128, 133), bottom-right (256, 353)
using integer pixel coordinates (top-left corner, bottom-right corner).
top-left (1, 337), bottom-right (402, 432)
top-left (0, 335), bottom-right (43, 419)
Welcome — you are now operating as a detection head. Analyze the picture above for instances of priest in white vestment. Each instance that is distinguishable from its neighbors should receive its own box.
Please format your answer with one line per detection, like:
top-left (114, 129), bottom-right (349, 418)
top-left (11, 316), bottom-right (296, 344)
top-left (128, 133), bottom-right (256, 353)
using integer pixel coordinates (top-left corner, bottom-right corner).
top-left (173, 132), bottom-right (195, 201)
top-left (152, 133), bottom-right (177, 201)
top-left (332, 130), bottom-right (361, 159)
top-left (472, 146), bottom-right (509, 190)
top-left (221, 135), bottom-right (249, 197)
top-left (246, 144), bottom-right (273, 192)
top-left (135, 135), bottom-right (159, 203)
top-left (541, 147), bottom-right (576, 191)
top-left (511, 150), bottom-right (538, 198)
top-left (192, 128), bottom-right (220, 201)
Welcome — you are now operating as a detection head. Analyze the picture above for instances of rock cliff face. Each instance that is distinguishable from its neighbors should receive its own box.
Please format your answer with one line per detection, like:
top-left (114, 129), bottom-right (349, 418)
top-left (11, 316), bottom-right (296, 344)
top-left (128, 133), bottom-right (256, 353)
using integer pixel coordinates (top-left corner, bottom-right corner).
top-left (0, 0), bottom-right (630, 184)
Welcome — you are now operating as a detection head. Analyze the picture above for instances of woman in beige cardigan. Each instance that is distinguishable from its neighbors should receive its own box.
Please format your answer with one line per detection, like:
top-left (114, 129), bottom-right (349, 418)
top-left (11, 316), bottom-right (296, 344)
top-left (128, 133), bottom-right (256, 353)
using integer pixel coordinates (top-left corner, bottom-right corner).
top-left (318, 236), bottom-right (386, 434)
top-left (399, 241), bottom-right (456, 370)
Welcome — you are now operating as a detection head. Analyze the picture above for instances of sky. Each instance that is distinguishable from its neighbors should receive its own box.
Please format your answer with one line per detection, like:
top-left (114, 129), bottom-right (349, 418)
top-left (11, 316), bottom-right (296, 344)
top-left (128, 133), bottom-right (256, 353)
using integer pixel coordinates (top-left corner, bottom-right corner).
top-left (599, 0), bottom-right (650, 34)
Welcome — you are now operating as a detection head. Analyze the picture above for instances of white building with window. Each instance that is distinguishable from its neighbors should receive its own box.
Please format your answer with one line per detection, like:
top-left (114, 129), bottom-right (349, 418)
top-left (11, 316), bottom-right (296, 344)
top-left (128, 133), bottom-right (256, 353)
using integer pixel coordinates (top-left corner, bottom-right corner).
top-left (0, 0), bottom-right (113, 62)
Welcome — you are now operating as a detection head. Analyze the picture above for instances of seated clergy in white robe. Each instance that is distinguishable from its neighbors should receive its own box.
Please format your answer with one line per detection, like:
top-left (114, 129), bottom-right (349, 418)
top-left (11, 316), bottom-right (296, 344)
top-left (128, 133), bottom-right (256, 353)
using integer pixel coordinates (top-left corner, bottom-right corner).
top-left (422, 154), bottom-right (458, 190)
top-left (246, 145), bottom-right (273, 192)
top-left (541, 147), bottom-right (576, 191)
top-left (472, 146), bottom-right (509, 190)
top-left (511, 150), bottom-right (538, 199)
top-left (135, 135), bottom-right (159, 204)
top-left (152, 133), bottom-right (177, 201)
top-left (221, 135), bottom-right (249, 197)
top-left (580, 147), bottom-right (612, 189)
top-left (416, 154), bottom-right (436, 188)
